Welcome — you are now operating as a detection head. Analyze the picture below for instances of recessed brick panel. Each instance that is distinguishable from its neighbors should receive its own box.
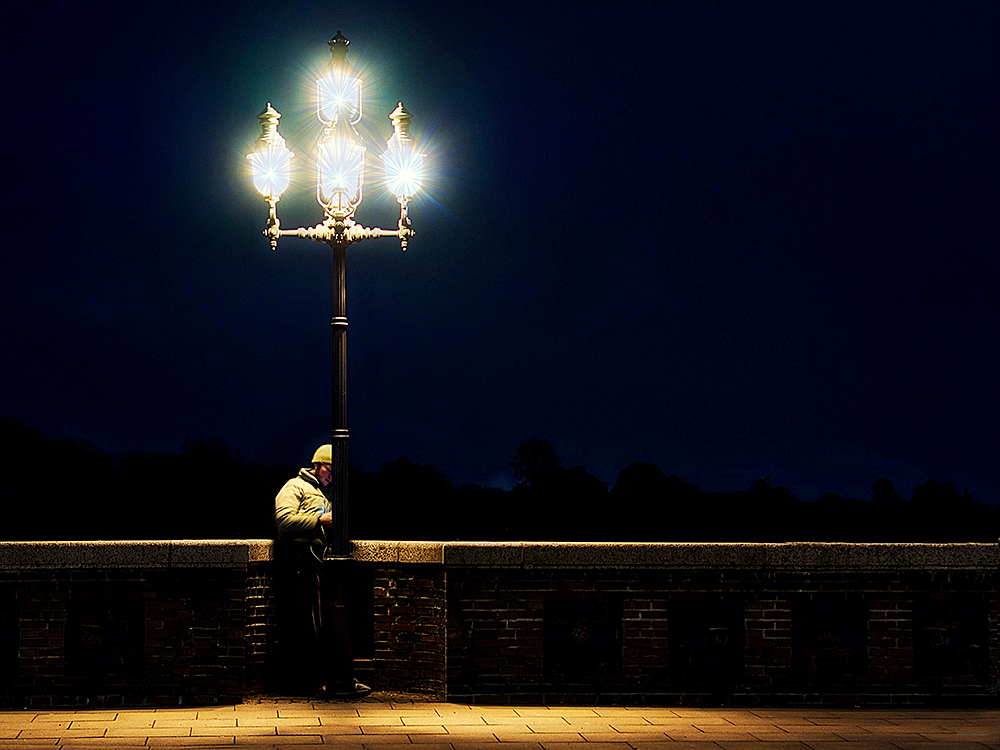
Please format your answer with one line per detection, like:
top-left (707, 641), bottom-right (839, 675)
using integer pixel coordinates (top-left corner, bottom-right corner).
top-left (668, 598), bottom-right (745, 686)
top-left (791, 596), bottom-right (868, 682)
top-left (0, 597), bottom-right (17, 686)
top-left (65, 599), bottom-right (145, 680)
top-left (543, 598), bottom-right (623, 678)
top-left (914, 597), bottom-right (990, 682)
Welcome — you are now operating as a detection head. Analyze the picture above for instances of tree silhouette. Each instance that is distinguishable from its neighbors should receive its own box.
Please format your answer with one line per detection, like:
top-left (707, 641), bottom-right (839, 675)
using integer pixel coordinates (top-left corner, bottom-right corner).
top-left (1, 416), bottom-right (997, 542)
top-left (742, 477), bottom-right (801, 541)
top-left (909, 479), bottom-right (990, 542)
top-left (508, 437), bottom-right (560, 488)
top-left (608, 462), bottom-right (705, 540)
top-left (379, 456), bottom-right (448, 538)
top-left (611, 461), bottom-right (669, 496)
top-left (811, 493), bottom-right (868, 541)
top-left (869, 477), bottom-right (908, 540)
top-left (871, 477), bottom-right (903, 506)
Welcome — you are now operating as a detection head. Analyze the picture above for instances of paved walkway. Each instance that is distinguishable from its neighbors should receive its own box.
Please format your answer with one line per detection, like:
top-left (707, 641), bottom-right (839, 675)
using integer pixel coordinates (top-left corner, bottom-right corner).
top-left (0, 695), bottom-right (997, 749)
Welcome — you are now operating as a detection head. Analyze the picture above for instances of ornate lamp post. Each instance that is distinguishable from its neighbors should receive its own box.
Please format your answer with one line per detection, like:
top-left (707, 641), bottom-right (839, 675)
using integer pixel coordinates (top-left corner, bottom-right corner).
top-left (247, 31), bottom-right (424, 560)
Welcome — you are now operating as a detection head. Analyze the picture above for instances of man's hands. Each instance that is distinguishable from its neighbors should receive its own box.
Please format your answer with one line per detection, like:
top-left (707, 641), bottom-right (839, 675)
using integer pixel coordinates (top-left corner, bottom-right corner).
top-left (320, 512), bottom-right (333, 527)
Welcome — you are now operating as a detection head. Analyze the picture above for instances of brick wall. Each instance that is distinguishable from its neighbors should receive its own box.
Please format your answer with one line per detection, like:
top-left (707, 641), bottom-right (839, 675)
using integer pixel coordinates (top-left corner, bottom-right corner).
top-left (245, 561), bottom-right (276, 694)
top-left (0, 541), bottom-right (273, 708)
top-left (444, 568), bottom-right (764, 702)
top-left (370, 564), bottom-right (446, 696)
top-left (356, 542), bottom-right (1000, 705)
top-left (2, 541), bottom-right (997, 707)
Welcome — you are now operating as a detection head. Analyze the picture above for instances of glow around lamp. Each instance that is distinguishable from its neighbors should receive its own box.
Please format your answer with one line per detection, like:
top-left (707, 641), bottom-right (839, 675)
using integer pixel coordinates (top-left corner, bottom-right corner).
top-left (383, 102), bottom-right (424, 199)
top-left (318, 115), bottom-right (366, 214)
top-left (247, 30), bottom-right (423, 252)
top-left (248, 104), bottom-right (292, 200)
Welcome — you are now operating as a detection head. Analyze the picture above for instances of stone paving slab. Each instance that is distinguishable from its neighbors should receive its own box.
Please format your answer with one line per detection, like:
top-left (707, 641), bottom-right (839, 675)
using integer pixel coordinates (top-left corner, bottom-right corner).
top-left (0, 700), bottom-right (996, 749)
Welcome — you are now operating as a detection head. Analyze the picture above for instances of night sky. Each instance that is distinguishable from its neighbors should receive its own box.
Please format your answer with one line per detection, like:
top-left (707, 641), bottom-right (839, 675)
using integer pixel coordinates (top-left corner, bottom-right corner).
top-left (3, 2), bottom-right (998, 506)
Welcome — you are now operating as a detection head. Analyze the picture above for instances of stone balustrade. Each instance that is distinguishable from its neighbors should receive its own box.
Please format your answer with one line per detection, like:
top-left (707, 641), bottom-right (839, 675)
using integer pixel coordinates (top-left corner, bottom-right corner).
top-left (1, 540), bottom-right (997, 706)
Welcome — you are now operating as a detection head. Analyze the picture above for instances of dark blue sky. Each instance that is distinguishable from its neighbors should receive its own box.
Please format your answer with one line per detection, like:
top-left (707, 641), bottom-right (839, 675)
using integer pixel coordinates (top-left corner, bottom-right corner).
top-left (3, 2), bottom-right (998, 506)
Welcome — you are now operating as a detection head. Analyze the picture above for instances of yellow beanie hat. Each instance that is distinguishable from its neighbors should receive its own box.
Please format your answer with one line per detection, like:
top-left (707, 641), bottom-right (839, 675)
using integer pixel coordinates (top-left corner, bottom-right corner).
top-left (311, 444), bottom-right (333, 464)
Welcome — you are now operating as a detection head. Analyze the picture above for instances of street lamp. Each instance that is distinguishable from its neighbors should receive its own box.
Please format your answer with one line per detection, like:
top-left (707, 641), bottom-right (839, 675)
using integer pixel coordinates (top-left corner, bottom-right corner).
top-left (247, 31), bottom-right (424, 560)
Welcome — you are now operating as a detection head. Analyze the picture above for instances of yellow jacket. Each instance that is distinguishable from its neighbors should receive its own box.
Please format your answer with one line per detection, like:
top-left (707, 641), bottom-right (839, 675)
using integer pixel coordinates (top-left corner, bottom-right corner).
top-left (274, 468), bottom-right (331, 556)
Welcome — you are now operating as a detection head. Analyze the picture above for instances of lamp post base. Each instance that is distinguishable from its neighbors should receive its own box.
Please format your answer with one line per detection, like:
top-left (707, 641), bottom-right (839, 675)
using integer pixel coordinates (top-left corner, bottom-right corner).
top-left (313, 681), bottom-right (373, 700)
top-left (322, 556), bottom-right (356, 694)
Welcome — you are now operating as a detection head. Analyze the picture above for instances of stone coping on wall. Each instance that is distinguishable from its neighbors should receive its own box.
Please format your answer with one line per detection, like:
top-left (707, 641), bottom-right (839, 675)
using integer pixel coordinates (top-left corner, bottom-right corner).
top-left (1, 540), bottom-right (996, 570)
top-left (350, 540), bottom-right (1000, 570)
top-left (0, 540), bottom-right (274, 569)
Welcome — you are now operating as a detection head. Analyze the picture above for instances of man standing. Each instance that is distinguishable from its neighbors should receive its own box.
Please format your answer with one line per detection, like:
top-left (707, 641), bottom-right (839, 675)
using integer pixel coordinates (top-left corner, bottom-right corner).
top-left (274, 444), bottom-right (368, 697)
top-left (275, 444), bottom-right (335, 563)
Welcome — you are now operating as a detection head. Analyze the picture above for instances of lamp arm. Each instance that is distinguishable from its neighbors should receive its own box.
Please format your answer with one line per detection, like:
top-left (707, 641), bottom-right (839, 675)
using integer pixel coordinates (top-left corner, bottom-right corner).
top-left (397, 197), bottom-right (414, 252)
top-left (275, 216), bottom-right (415, 251)
top-left (263, 199), bottom-right (281, 251)
top-left (263, 195), bottom-right (414, 252)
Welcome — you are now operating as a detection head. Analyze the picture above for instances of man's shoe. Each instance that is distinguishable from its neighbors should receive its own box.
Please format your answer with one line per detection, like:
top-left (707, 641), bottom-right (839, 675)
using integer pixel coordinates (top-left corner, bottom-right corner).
top-left (354, 679), bottom-right (372, 697)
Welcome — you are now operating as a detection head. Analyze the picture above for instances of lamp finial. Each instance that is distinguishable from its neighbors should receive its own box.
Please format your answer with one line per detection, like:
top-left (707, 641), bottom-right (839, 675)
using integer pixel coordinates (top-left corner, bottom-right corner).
top-left (256, 103), bottom-right (286, 149)
top-left (329, 30), bottom-right (351, 69)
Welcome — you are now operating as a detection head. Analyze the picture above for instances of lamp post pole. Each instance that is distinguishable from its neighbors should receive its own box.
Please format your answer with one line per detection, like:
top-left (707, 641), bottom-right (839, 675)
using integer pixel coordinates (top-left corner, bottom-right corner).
top-left (247, 30), bottom-right (423, 556)
top-left (247, 30), bottom-right (424, 694)
top-left (331, 241), bottom-right (349, 557)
